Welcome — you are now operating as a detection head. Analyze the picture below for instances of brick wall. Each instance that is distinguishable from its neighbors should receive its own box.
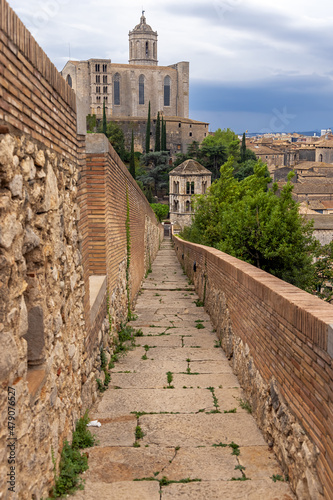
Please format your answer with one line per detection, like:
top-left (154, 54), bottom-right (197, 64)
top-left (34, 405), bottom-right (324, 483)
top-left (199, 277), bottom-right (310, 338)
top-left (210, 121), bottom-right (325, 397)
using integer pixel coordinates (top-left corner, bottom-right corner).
top-left (85, 134), bottom-right (163, 333)
top-left (173, 235), bottom-right (333, 499)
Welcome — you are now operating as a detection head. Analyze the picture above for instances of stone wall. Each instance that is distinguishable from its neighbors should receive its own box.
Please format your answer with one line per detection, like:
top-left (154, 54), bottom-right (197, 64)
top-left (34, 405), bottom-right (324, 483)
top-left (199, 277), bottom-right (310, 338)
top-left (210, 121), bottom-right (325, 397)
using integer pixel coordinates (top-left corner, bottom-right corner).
top-left (173, 235), bottom-right (333, 500)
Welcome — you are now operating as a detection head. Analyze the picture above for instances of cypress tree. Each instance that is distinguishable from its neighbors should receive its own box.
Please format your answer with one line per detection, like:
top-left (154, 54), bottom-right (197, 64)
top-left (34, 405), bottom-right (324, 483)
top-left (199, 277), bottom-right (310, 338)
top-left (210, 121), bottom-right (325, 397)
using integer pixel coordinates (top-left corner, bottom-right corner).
top-left (102, 100), bottom-right (107, 136)
top-left (241, 132), bottom-right (246, 162)
top-left (129, 130), bottom-right (136, 179)
top-left (162, 118), bottom-right (167, 151)
top-left (155, 111), bottom-right (161, 152)
top-left (145, 101), bottom-right (151, 153)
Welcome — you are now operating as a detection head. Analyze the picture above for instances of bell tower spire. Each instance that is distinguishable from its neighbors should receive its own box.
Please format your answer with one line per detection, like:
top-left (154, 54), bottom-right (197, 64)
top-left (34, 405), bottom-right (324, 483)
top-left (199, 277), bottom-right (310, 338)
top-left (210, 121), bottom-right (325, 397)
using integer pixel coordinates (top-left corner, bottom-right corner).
top-left (129, 13), bottom-right (158, 66)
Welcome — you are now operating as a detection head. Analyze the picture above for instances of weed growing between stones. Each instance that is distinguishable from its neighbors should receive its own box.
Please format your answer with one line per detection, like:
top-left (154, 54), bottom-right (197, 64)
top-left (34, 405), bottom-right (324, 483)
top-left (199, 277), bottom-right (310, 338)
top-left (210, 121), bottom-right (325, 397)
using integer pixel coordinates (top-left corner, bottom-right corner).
top-left (271, 474), bottom-right (289, 482)
top-left (238, 398), bottom-right (252, 413)
top-left (207, 387), bottom-right (221, 413)
top-left (195, 319), bottom-right (205, 329)
top-left (214, 340), bottom-right (221, 348)
top-left (48, 412), bottom-right (97, 498)
top-left (231, 464), bottom-right (250, 481)
top-left (166, 371), bottom-right (174, 388)
top-left (97, 346), bottom-right (111, 392)
top-left (194, 299), bottom-right (204, 307)
top-left (224, 408), bottom-right (237, 413)
top-left (212, 441), bottom-right (240, 456)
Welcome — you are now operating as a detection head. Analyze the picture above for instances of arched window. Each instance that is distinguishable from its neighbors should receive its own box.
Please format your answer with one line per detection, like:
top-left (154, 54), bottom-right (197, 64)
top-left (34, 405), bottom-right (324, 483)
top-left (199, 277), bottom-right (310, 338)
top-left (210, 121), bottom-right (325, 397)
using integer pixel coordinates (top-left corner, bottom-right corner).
top-left (146, 41), bottom-right (149, 57)
top-left (186, 200), bottom-right (191, 212)
top-left (66, 74), bottom-right (72, 88)
top-left (153, 42), bottom-right (156, 59)
top-left (319, 153), bottom-right (323, 162)
top-left (113, 73), bottom-right (120, 105)
top-left (139, 75), bottom-right (145, 105)
top-left (173, 200), bottom-right (179, 213)
top-left (164, 76), bottom-right (171, 107)
top-left (136, 40), bottom-right (140, 59)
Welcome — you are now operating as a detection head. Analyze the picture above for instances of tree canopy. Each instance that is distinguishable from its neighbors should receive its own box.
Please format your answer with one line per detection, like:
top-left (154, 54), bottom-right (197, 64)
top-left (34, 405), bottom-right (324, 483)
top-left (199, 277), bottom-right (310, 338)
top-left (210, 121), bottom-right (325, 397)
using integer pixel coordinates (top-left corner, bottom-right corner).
top-left (181, 158), bottom-right (318, 291)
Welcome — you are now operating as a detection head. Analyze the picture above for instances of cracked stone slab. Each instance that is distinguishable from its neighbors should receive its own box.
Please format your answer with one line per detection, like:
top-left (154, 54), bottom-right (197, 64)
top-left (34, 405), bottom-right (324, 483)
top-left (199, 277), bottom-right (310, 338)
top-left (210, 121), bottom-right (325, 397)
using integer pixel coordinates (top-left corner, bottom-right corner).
top-left (159, 447), bottom-right (241, 481)
top-left (138, 347), bottom-right (228, 362)
top-left (96, 389), bottom-right (214, 417)
top-left (111, 359), bottom-right (188, 374)
top-left (213, 388), bottom-right (249, 412)
top-left (238, 446), bottom-right (287, 480)
top-left (173, 373), bottom-right (240, 389)
top-left (190, 360), bottom-right (234, 374)
top-left (86, 417), bottom-right (137, 447)
top-left (110, 372), bottom-right (167, 389)
top-left (161, 479), bottom-right (296, 499)
top-left (73, 479), bottom-right (160, 500)
top-left (77, 446), bottom-right (174, 483)
top-left (140, 414), bottom-right (266, 447)
top-left (135, 336), bottom-right (182, 347)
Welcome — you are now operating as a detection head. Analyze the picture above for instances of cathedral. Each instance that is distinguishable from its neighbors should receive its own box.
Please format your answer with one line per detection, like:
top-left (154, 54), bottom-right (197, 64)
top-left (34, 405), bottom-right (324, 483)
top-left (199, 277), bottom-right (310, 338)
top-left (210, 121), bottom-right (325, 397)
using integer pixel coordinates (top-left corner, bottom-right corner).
top-left (62, 13), bottom-right (209, 154)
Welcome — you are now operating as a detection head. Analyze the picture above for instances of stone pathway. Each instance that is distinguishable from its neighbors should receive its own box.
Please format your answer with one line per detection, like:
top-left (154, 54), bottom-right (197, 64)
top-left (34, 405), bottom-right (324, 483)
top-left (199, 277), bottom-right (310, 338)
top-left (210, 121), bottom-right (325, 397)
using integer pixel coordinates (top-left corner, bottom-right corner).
top-left (74, 239), bottom-right (295, 500)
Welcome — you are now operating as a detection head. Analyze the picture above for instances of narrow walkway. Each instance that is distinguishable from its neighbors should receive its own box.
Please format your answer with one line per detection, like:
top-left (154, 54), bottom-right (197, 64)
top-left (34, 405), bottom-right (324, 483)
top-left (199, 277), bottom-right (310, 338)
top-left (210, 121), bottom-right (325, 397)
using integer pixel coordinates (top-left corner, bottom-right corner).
top-left (75, 239), bottom-right (295, 500)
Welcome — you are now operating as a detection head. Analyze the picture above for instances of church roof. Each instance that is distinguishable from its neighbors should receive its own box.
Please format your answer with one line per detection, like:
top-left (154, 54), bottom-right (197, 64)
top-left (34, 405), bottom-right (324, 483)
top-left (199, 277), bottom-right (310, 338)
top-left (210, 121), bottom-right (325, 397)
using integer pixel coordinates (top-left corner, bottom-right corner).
top-left (170, 159), bottom-right (212, 176)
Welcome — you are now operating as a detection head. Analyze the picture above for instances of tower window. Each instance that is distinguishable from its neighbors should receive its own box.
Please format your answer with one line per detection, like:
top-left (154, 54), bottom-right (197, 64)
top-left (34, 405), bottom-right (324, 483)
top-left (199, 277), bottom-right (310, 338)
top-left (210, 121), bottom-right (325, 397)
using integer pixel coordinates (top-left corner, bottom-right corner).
top-left (139, 75), bottom-right (145, 105)
top-left (95, 64), bottom-right (100, 72)
top-left (189, 132), bottom-right (192, 137)
top-left (66, 74), bottom-right (72, 88)
top-left (96, 86), bottom-right (101, 94)
top-left (113, 73), bottom-right (120, 105)
top-left (185, 200), bottom-right (191, 212)
top-left (103, 75), bottom-right (107, 84)
top-left (164, 76), bottom-right (171, 107)
top-left (96, 96), bottom-right (101, 103)
top-left (103, 64), bottom-right (107, 72)
top-left (103, 86), bottom-right (108, 94)
top-left (186, 181), bottom-right (194, 194)
top-left (103, 96), bottom-right (108, 102)
top-left (146, 41), bottom-right (149, 57)
top-left (96, 75), bottom-right (100, 83)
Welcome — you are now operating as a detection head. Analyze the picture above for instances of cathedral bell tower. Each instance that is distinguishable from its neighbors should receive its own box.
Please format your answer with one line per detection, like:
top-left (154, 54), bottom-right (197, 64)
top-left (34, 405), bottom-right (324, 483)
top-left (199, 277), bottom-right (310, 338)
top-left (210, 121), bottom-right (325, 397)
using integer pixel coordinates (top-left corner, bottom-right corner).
top-left (129, 12), bottom-right (158, 66)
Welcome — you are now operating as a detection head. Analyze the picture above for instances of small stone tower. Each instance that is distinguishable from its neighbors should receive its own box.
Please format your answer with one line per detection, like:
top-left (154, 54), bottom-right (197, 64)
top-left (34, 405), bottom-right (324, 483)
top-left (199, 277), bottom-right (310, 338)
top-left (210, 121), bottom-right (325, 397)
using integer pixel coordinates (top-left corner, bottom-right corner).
top-left (169, 159), bottom-right (212, 229)
top-left (129, 12), bottom-right (158, 66)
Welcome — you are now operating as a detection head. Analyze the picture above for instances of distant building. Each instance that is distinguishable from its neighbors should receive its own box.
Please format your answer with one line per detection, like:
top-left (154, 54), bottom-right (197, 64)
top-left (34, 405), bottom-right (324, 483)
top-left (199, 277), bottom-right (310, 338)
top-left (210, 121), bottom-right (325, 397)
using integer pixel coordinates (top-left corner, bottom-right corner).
top-left (61, 13), bottom-right (209, 154)
top-left (169, 160), bottom-right (212, 229)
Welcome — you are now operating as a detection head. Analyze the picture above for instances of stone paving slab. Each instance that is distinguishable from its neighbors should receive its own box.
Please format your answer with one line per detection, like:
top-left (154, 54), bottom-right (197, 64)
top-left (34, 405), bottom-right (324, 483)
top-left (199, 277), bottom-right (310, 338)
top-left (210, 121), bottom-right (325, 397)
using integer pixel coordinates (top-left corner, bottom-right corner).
top-left (134, 347), bottom-right (227, 362)
top-left (111, 359), bottom-right (188, 374)
top-left (161, 480), bottom-right (296, 499)
top-left (110, 372), bottom-right (167, 389)
top-left (96, 389), bottom-right (214, 417)
top-left (77, 446), bottom-right (174, 483)
top-left (159, 447), bottom-right (241, 481)
top-left (88, 417), bottom-right (136, 447)
top-left (173, 373), bottom-right (241, 389)
top-left (140, 413), bottom-right (267, 447)
top-left (74, 480), bottom-right (160, 500)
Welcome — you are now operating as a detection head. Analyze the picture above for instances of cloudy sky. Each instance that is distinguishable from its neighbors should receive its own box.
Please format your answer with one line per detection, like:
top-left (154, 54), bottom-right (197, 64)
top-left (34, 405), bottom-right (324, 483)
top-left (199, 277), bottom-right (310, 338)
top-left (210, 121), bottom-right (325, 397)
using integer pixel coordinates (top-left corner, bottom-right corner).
top-left (8, 0), bottom-right (333, 133)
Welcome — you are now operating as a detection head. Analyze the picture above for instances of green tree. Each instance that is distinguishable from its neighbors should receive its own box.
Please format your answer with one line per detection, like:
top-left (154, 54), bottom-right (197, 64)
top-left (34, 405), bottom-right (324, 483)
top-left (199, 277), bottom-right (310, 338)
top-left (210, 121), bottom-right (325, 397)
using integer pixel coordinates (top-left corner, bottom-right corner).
top-left (86, 114), bottom-right (97, 133)
top-left (146, 101), bottom-right (151, 154)
top-left (182, 160), bottom-right (317, 290)
top-left (161, 117), bottom-right (167, 151)
top-left (129, 130), bottom-right (136, 179)
top-left (187, 141), bottom-right (200, 159)
top-left (240, 132), bottom-right (246, 162)
top-left (150, 203), bottom-right (169, 222)
top-left (104, 121), bottom-right (126, 161)
top-left (102, 101), bottom-right (107, 136)
top-left (155, 111), bottom-right (161, 152)
top-left (138, 151), bottom-right (171, 196)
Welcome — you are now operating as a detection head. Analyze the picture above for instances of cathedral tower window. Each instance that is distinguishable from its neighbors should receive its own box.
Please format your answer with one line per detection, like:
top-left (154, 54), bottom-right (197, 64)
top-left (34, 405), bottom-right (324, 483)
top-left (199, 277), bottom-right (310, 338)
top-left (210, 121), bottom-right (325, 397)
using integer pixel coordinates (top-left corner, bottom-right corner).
top-left (186, 181), bottom-right (194, 194)
top-left (103, 64), bottom-right (107, 72)
top-left (103, 75), bottom-right (108, 84)
top-left (185, 200), bottom-right (191, 212)
top-left (66, 74), bottom-right (72, 88)
top-left (153, 42), bottom-right (156, 59)
top-left (164, 76), bottom-right (171, 106)
top-left (103, 86), bottom-right (108, 94)
top-left (146, 41), bottom-right (149, 57)
top-left (96, 86), bottom-right (101, 94)
top-left (96, 75), bottom-right (100, 83)
top-left (139, 75), bottom-right (145, 105)
top-left (113, 73), bottom-right (120, 105)
top-left (95, 64), bottom-right (100, 72)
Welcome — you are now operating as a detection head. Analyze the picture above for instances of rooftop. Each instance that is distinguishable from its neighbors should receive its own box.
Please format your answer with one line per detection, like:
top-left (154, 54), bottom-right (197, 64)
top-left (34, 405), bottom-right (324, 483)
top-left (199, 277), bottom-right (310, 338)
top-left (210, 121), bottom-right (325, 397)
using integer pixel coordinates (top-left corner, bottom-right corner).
top-left (170, 159), bottom-right (212, 176)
